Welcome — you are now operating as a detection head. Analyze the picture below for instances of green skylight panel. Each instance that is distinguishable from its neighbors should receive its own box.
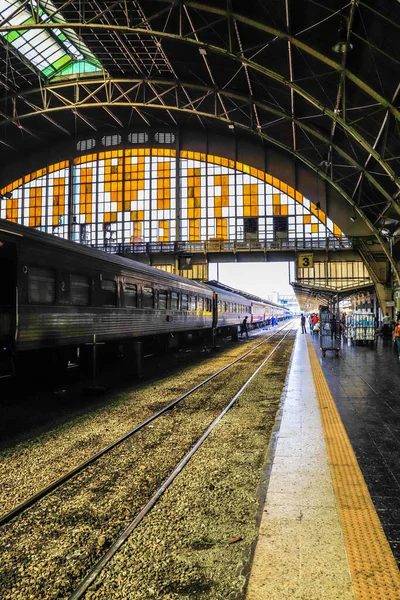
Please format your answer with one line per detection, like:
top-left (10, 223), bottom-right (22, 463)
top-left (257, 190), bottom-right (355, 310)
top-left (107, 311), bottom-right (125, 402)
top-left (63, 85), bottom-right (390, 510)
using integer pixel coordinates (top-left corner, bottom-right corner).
top-left (0, 0), bottom-right (103, 78)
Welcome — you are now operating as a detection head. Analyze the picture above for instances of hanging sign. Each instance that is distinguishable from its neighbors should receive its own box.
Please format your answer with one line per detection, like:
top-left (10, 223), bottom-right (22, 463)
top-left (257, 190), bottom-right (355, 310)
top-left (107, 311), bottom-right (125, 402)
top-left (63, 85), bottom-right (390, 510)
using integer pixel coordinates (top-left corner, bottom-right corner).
top-left (298, 253), bottom-right (314, 268)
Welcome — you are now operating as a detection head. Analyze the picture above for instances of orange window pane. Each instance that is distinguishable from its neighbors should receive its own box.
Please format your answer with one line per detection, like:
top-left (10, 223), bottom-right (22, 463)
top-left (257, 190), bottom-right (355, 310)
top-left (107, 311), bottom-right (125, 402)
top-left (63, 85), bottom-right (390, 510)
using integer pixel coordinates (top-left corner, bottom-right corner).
top-left (303, 215), bottom-right (311, 224)
top-left (131, 210), bottom-right (144, 221)
top-left (311, 224), bottom-right (319, 233)
top-left (131, 222), bottom-right (143, 242)
top-left (333, 224), bottom-right (342, 236)
top-left (29, 187), bottom-right (42, 227)
top-left (273, 193), bottom-right (281, 205)
top-left (6, 198), bottom-right (18, 223)
top-left (159, 220), bottom-right (169, 242)
top-left (216, 218), bottom-right (227, 240)
top-left (52, 177), bottom-right (65, 226)
top-left (189, 219), bottom-right (200, 240)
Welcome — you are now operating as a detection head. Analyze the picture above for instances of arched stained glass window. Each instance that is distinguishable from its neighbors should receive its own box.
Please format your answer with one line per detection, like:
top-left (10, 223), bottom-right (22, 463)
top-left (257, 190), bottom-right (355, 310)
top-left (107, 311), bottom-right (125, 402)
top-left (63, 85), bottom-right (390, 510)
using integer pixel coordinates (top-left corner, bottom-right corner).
top-left (0, 149), bottom-right (343, 246)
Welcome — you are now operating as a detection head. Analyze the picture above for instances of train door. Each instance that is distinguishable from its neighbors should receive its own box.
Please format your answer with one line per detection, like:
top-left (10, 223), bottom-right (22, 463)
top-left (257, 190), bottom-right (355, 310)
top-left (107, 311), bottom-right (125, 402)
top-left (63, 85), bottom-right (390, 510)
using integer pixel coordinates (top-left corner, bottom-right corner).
top-left (0, 237), bottom-right (17, 376)
top-left (212, 291), bottom-right (218, 328)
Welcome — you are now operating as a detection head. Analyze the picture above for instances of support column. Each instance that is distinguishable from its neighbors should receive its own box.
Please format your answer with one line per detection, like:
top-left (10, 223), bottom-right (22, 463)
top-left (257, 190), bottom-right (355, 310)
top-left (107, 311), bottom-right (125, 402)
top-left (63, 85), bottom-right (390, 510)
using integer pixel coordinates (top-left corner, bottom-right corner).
top-left (374, 282), bottom-right (394, 319)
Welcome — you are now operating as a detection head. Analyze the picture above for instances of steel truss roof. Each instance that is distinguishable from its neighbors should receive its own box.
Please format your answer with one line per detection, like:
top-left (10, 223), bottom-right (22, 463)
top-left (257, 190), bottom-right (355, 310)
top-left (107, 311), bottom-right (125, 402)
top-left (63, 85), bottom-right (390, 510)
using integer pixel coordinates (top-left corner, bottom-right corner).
top-left (0, 1), bottom-right (399, 244)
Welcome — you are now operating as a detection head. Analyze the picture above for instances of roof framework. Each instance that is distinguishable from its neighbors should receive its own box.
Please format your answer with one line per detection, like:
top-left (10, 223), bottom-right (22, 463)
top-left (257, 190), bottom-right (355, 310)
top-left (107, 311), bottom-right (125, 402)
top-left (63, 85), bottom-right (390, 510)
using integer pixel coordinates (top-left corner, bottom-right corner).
top-left (0, 1), bottom-right (399, 242)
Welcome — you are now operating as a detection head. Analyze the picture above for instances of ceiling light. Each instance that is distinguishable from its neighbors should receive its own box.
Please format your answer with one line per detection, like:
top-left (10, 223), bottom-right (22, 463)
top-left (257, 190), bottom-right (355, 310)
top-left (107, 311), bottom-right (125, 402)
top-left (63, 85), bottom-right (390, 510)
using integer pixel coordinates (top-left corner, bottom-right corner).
top-left (350, 215), bottom-right (356, 223)
top-left (332, 22), bottom-right (353, 54)
top-left (228, 123), bottom-right (234, 130)
top-left (199, 48), bottom-right (207, 56)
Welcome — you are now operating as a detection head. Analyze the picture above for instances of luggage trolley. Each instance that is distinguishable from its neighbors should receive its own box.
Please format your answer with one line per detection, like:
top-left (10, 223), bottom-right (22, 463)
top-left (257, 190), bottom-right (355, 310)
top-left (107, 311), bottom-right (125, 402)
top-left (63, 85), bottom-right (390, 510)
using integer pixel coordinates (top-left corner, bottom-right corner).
top-left (319, 309), bottom-right (340, 357)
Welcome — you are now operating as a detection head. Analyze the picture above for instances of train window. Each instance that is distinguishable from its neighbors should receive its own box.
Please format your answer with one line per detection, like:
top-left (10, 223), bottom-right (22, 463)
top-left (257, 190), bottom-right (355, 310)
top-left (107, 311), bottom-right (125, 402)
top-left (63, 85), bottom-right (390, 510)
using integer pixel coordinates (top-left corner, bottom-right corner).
top-left (158, 290), bottom-right (168, 310)
top-left (28, 267), bottom-right (55, 304)
top-left (181, 294), bottom-right (188, 310)
top-left (224, 302), bottom-right (228, 312)
top-left (190, 296), bottom-right (197, 311)
top-left (71, 274), bottom-right (90, 306)
top-left (198, 297), bottom-right (204, 311)
top-left (142, 286), bottom-right (154, 309)
top-left (171, 291), bottom-right (179, 310)
top-left (101, 279), bottom-right (117, 306)
top-left (125, 282), bottom-right (137, 308)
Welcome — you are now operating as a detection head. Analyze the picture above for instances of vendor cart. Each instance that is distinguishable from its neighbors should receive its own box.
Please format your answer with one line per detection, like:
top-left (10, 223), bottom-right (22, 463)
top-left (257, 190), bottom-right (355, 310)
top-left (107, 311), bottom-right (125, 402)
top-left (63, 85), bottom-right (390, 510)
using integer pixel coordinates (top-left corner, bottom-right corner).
top-left (352, 311), bottom-right (376, 345)
top-left (319, 309), bottom-right (340, 357)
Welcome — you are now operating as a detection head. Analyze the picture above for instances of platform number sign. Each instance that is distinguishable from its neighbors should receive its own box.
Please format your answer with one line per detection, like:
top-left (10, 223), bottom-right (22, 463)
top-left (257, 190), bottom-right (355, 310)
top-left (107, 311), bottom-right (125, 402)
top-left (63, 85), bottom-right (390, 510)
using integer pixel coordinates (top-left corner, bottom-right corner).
top-left (298, 253), bottom-right (313, 268)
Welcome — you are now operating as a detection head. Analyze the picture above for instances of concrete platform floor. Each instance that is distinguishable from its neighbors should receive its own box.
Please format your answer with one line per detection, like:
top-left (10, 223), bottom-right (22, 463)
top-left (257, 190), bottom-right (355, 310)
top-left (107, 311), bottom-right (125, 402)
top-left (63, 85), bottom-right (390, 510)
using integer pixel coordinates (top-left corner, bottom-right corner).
top-left (246, 330), bottom-right (400, 600)
top-left (311, 333), bottom-right (400, 566)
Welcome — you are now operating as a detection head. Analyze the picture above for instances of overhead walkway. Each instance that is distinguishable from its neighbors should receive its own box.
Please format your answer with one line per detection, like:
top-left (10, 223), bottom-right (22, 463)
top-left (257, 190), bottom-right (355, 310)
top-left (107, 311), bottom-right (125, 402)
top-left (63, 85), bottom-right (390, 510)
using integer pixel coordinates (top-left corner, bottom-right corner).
top-left (246, 330), bottom-right (400, 600)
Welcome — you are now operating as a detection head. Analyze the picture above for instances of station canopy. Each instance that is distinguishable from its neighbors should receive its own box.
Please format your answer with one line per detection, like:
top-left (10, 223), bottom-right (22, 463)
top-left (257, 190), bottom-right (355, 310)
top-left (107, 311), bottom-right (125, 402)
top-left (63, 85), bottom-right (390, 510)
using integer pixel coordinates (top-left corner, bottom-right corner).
top-left (292, 281), bottom-right (375, 313)
top-left (0, 0), bottom-right (399, 238)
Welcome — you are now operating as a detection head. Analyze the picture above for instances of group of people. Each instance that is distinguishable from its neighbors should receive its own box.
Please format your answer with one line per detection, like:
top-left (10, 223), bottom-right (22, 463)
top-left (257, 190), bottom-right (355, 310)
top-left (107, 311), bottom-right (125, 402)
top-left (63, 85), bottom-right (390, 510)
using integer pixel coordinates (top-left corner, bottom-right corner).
top-left (300, 313), bottom-right (320, 334)
top-left (381, 312), bottom-right (400, 338)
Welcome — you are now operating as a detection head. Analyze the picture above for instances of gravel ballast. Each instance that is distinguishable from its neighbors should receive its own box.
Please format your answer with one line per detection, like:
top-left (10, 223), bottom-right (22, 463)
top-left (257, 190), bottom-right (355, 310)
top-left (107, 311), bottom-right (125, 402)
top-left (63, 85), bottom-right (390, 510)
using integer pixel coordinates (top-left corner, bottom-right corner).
top-left (0, 329), bottom-right (295, 599)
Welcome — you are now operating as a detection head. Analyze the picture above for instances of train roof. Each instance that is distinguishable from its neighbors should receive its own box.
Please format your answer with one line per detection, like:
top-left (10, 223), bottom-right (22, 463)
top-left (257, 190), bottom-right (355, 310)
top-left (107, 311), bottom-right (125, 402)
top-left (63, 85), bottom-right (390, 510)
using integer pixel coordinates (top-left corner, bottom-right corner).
top-left (205, 282), bottom-right (252, 304)
top-left (0, 220), bottom-right (210, 293)
top-left (206, 281), bottom-right (292, 312)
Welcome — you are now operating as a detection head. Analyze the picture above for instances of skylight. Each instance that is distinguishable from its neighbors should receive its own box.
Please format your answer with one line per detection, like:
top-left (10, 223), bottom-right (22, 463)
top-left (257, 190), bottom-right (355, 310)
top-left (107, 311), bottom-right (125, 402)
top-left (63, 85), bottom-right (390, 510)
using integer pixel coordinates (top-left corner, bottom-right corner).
top-left (0, 0), bottom-right (103, 79)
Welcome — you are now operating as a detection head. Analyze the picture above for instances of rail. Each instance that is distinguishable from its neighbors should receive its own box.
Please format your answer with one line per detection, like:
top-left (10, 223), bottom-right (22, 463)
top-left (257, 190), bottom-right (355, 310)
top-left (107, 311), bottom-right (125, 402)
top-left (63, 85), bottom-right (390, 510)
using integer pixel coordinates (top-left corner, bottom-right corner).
top-left (0, 321), bottom-right (293, 528)
top-left (92, 236), bottom-right (353, 255)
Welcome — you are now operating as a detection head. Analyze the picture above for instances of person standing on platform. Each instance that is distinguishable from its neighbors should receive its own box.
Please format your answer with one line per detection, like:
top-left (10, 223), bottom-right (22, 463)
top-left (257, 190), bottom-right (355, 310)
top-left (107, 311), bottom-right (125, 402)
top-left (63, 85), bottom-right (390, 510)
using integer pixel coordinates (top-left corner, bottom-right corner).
top-left (394, 319), bottom-right (400, 360)
top-left (241, 316), bottom-right (249, 338)
top-left (300, 313), bottom-right (306, 334)
top-left (382, 312), bottom-right (391, 338)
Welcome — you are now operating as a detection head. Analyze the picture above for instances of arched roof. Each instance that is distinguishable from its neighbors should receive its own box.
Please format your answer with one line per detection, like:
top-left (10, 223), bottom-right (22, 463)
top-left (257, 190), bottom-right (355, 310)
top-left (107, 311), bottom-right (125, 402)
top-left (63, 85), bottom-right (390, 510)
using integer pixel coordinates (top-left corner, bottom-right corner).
top-left (0, 0), bottom-right (399, 241)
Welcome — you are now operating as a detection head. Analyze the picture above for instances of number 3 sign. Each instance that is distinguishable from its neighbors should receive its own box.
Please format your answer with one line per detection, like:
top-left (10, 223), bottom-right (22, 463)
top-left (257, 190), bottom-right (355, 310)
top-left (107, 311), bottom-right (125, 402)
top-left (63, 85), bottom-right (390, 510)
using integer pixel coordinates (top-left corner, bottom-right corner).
top-left (298, 253), bottom-right (313, 268)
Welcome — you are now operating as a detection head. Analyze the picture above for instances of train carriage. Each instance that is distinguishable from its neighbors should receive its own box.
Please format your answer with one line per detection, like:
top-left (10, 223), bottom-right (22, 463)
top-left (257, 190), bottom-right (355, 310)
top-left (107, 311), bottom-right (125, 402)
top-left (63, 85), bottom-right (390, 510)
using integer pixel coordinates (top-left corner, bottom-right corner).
top-left (0, 220), bottom-right (292, 378)
top-left (0, 220), bottom-right (214, 376)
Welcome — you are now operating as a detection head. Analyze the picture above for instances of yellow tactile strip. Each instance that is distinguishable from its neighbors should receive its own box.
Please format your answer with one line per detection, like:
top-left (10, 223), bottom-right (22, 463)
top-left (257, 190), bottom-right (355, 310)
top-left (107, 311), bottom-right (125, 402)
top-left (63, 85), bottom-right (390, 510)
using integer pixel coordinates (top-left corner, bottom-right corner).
top-left (307, 338), bottom-right (400, 600)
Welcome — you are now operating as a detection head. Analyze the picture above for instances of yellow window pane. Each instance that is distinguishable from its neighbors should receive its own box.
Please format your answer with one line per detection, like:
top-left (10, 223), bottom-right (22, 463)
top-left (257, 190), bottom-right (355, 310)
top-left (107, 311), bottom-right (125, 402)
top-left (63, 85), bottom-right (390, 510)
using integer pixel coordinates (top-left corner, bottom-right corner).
top-left (287, 186), bottom-right (295, 198)
top-left (273, 206), bottom-right (281, 216)
top-left (131, 211), bottom-right (144, 221)
top-left (273, 193), bottom-right (281, 205)
top-left (311, 224), bottom-right (318, 233)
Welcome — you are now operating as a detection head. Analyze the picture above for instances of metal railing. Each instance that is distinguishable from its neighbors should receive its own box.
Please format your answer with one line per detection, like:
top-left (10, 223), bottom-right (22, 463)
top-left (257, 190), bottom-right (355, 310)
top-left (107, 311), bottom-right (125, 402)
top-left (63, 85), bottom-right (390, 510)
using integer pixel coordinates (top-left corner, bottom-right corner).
top-left (93, 236), bottom-right (353, 255)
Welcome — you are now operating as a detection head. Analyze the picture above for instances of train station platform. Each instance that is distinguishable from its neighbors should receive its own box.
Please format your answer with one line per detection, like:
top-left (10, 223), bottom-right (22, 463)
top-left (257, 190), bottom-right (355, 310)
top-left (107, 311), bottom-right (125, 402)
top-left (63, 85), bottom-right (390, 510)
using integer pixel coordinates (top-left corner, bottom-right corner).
top-left (246, 329), bottom-right (400, 600)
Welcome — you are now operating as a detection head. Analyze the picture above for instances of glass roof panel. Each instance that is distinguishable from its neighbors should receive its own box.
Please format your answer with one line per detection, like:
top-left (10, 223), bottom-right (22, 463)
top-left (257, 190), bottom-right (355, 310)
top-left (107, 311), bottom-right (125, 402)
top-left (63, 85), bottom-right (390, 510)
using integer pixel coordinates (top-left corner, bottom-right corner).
top-left (0, 0), bottom-right (103, 78)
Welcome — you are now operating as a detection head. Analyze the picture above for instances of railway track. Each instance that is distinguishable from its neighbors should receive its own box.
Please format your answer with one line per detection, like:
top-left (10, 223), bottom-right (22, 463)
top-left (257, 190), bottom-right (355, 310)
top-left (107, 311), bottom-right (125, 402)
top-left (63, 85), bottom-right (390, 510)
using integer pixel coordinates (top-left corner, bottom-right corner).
top-left (0, 321), bottom-right (293, 528)
top-left (0, 322), bottom-right (296, 599)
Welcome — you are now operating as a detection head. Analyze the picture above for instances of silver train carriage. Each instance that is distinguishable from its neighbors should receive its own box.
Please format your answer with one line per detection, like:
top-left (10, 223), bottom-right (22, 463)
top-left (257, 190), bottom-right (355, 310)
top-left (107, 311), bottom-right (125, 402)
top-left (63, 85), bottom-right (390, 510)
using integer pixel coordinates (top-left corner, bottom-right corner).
top-left (0, 220), bottom-right (216, 375)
